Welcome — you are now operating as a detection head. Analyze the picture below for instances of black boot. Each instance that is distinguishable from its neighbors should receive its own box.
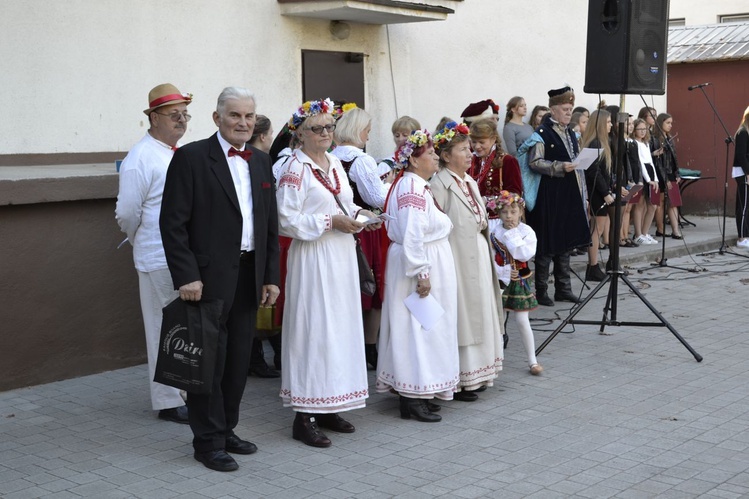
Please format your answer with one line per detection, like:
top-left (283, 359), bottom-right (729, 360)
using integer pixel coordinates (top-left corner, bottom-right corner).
top-left (365, 344), bottom-right (378, 371)
top-left (585, 263), bottom-right (607, 282)
top-left (554, 253), bottom-right (582, 303)
top-left (248, 339), bottom-right (280, 378)
top-left (534, 254), bottom-right (553, 306)
top-left (269, 333), bottom-right (282, 370)
top-left (399, 396), bottom-right (441, 422)
top-left (292, 413), bottom-right (332, 447)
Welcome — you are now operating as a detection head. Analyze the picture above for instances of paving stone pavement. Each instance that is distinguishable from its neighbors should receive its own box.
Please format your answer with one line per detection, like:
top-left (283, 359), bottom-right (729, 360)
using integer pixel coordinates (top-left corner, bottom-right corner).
top-left (2, 219), bottom-right (749, 498)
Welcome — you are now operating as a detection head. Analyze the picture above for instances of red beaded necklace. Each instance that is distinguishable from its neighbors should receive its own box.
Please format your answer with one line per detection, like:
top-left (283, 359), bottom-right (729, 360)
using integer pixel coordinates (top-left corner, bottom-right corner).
top-left (311, 166), bottom-right (341, 196)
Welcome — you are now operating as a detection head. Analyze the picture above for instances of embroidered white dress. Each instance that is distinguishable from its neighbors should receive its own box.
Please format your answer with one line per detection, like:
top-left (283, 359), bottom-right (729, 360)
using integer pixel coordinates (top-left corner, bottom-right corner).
top-left (276, 149), bottom-right (368, 413)
top-left (376, 172), bottom-right (460, 400)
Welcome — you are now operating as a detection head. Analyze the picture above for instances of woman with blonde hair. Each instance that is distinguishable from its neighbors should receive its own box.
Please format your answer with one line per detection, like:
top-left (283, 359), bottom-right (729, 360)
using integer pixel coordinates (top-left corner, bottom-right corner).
top-left (734, 106), bottom-right (749, 249)
top-left (332, 106), bottom-right (390, 369)
top-left (582, 110), bottom-right (615, 281)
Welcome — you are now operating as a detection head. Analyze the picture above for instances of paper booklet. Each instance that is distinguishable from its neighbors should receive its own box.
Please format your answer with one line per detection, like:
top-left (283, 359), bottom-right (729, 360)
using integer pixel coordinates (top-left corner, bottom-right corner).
top-left (404, 292), bottom-right (445, 331)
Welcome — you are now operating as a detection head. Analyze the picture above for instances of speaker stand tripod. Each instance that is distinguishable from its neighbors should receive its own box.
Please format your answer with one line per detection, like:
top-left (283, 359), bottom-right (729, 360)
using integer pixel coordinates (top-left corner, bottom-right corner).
top-left (535, 102), bottom-right (702, 362)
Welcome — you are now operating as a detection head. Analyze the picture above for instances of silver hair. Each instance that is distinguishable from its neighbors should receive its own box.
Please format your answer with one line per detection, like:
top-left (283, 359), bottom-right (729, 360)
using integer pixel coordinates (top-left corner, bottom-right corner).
top-left (216, 87), bottom-right (256, 115)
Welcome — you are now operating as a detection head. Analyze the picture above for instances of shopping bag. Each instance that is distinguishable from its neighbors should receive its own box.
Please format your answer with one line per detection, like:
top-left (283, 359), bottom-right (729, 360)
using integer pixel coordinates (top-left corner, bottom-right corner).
top-left (154, 297), bottom-right (223, 394)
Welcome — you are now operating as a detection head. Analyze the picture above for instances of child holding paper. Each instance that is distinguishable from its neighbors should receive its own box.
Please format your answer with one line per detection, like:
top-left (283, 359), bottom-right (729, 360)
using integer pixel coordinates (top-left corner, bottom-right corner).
top-left (489, 191), bottom-right (543, 376)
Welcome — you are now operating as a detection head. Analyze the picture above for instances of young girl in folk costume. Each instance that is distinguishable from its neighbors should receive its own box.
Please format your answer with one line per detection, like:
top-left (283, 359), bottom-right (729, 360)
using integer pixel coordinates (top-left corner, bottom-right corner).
top-left (488, 191), bottom-right (543, 376)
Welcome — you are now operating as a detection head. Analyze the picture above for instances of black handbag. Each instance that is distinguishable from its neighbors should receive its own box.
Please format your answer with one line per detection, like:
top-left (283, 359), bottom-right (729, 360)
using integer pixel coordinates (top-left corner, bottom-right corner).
top-left (154, 297), bottom-right (223, 394)
top-left (332, 193), bottom-right (377, 297)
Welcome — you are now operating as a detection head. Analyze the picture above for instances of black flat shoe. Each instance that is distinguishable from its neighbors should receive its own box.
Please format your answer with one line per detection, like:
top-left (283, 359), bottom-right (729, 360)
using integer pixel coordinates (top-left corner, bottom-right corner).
top-left (292, 413), bottom-right (332, 447)
top-left (194, 450), bottom-right (238, 472)
top-left (453, 390), bottom-right (478, 402)
top-left (399, 396), bottom-right (441, 422)
top-left (671, 234), bottom-right (683, 240)
top-left (225, 435), bottom-right (258, 455)
top-left (474, 385), bottom-right (487, 392)
top-left (655, 231), bottom-right (670, 237)
top-left (316, 413), bottom-right (355, 433)
top-left (248, 364), bottom-right (280, 378)
top-left (555, 291), bottom-right (582, 304)
top-left (158, 406), bottom-right (189, 424)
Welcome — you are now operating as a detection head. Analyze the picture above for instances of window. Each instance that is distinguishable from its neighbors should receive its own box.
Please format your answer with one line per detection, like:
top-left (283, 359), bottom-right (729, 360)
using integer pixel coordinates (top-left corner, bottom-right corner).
top-left (668, 18), bottom-right (685, 27)
top-left (719, 13), bottom-right (749, 23)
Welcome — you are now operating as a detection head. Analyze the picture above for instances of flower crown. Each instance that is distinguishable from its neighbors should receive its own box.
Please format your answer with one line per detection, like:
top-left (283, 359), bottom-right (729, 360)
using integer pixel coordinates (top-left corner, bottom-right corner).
top-left (395, 129), bottom-right (432, 169)
top-left (433, 121), bottom-right (470, 152)
top-left (485, 190), bottom-right (525, 216)
top-left (341, 102), bottom-right (358, 114)
top-left (288, 98), bottom-right (337, 130)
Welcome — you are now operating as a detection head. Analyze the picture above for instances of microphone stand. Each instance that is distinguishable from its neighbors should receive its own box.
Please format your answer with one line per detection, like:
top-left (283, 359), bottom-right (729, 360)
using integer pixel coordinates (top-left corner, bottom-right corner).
top-left (692, 86), bottom-right (748, 259)
top-left (535, 96), bottom-right (702, 362)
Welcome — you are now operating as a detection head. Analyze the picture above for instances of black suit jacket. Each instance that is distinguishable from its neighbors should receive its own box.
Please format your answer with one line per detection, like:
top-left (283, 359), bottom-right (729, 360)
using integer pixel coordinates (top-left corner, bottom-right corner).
top-left (160, 133), bottom-right (280, 315)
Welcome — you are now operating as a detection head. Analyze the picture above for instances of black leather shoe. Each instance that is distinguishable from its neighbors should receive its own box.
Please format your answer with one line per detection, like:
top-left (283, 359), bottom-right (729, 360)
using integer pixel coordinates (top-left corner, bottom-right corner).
top-left (225, 435), bottom-right (258, 455)
top-left (293, 413), bottom-right (332, 447)
top-left (555, 291), bottom-right (582, 304)
top-left (158, 406), bottom-right (188, 424)
top-left (316, 413), bottom-right (355, 433)
top-left (474, 385), bottom-right (487, 392)
top-left (453, 390), bottom-right (478, 402)
top-left (399, 397), bottom-right (441, 422)
top-left (248, 363), bottom-right (280, 378)
top-left (536, 292), bottom-right (554, 307)
top-left (194, 450), bottom-right (238, 472)
top-left (426, 401), bottom-right (441, 412)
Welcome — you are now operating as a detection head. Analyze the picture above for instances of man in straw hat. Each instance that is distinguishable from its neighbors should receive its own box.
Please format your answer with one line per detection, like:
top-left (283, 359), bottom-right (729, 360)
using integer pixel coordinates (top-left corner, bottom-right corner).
top-left (160, 87), bottom-right (280, 472)
top-left (526, 86), bottom-right (590, 307)
top-left (116, 83), bottom-right (192, 424)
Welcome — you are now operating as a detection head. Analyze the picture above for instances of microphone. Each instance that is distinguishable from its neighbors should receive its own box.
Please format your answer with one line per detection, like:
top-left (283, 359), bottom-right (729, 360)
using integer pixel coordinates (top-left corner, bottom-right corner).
top-left (688, 82), bottom-right (711, 91)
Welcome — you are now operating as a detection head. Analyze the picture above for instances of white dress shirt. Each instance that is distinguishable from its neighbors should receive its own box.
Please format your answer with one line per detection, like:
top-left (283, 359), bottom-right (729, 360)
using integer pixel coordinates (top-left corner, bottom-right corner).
top-left (116, 132), bottom-right (179, 272)
top-left (217, 132), bottom-right (255, 251)
top-left (331, 145), bottom-right (390, 209)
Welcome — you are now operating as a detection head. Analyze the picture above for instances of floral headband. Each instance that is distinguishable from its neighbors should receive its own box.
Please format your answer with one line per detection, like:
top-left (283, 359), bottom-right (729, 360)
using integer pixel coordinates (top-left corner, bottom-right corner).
top-left (395, 129), bottom-right (432, 169)
top-left (485, 190), bottom-right (525, 215)
top-left (288, 98), bottom-right (337, 130)
top-left (433, 121), bottom-right (470, 152)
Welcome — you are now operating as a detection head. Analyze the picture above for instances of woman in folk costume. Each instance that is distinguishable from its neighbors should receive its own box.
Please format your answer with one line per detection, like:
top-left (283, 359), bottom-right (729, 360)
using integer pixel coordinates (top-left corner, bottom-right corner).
top-left (276, 98), bottom-right (381, 448)
top-left (467, 117), bottom-right (523, 233)
top-left (429, 122), bottom-right (504, 401)
top-left (376, 130), bottom-right (460, 423)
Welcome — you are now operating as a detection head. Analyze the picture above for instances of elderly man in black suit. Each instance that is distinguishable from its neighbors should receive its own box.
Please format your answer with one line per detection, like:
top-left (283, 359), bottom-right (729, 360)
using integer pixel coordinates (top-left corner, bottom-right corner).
top-left (160, 86), bottom-right (280, 472)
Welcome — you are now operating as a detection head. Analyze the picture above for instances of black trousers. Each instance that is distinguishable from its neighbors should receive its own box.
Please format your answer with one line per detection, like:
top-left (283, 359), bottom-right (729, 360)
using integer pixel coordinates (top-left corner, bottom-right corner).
top-left (188, 255), bottom-right (257, 452)
top-left (737, 176), bottom-right (749, 239)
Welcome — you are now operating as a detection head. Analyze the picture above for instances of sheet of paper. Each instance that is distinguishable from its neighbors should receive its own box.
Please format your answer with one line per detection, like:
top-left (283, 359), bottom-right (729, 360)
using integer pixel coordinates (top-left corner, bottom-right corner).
top-left (733, 166), bottom-right (746, 178)
top-left (573, 148), bottom-right (602, 170)
top-left (403, 292), bottom-right (445, 331)
top-left (622, 184), bottom-right (643, 202)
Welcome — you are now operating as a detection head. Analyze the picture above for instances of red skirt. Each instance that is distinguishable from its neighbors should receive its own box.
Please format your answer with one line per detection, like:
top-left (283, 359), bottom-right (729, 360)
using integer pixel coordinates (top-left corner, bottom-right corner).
top-left (359, 226), bottom-right (388, 310)
top-left (274, 236), bottom-right (292, 326)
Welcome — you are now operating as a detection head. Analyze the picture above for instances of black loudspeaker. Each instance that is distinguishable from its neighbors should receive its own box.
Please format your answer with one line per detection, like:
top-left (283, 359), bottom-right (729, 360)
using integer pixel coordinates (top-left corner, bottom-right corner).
top-left (584, 0), bottom-right (669, 95)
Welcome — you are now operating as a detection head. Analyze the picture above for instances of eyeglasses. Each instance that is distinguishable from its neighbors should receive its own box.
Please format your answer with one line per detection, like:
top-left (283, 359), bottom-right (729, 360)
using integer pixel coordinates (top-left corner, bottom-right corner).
top-left (306, 124), bottom-right (336, 135)
top-left (634, 127), bottom-right (647, 131)
top-left (154, 111), bottom-right (191, 122)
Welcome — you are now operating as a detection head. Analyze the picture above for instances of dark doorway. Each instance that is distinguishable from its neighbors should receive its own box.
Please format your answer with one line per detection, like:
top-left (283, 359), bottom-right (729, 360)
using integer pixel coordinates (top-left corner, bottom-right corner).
top-left (302, 50), bottom-right (365, 107)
